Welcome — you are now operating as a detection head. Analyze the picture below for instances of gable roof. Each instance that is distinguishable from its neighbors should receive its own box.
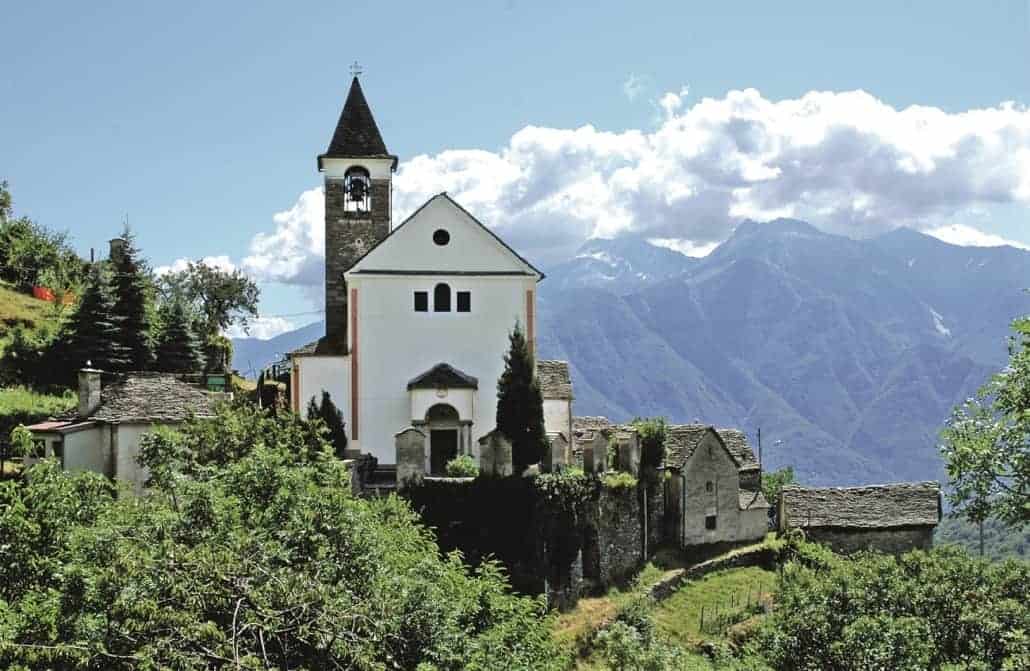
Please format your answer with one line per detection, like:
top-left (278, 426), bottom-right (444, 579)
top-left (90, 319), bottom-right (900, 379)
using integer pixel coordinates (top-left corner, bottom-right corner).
top-left (407, 363), bottom-right (479, 390)
top-left (318, 77), bottom-right (396, 169)
top-left (345, 193), bottom-right (545, 280)
top-left (781, 482), bottom-right (942, 530)
top-left (538, 360), bottom-right (573, 400)
top-left (87, 372), bottom-right (220, 423)
top-left (663, 424), bottom-right (760, 472)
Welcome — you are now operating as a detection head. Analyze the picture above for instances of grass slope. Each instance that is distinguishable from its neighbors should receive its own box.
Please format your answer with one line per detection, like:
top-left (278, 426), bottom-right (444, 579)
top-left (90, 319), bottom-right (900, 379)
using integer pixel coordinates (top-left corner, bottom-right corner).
top-left (0, 281), bottom-right (58, 357)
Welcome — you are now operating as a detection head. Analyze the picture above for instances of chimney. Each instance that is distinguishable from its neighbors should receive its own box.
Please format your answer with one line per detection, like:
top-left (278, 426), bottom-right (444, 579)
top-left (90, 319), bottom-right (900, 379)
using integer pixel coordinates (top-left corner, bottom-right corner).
top-left (78, 366), bottom-right (102, 418)
top-left (109, 238), bottom-right (126, 265)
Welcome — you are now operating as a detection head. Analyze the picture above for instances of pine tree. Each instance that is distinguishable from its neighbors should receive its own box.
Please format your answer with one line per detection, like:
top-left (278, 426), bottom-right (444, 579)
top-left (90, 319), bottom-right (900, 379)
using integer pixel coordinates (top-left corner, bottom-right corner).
top-left (155, 301), bottom-right (203, 373)
top-left (110, 229), bottom-right (153, 370)
top-left (496, 322), bottom-right (547, 473)
top-left (306, 391), bottom-right (348, 458)
top-left (64, 264), bottom-right (129, 372)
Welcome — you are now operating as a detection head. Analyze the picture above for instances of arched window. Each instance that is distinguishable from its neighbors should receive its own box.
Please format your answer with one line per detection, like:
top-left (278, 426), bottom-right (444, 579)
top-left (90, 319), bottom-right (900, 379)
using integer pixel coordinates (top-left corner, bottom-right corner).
top-left (344, 166), bottom-right (371, 212)
top-left (434, 283), bottom-right (451, 312)
top-left (705, 481), bottom-right (714, 493)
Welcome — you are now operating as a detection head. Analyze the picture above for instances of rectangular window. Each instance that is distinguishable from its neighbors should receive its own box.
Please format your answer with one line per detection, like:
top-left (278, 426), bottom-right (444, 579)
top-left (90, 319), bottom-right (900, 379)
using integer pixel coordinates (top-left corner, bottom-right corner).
top-left (705, 515), bottom-right (717, 530)
top-left (31, 439), bottom-right (45, 459)
top-left (414, 291), bottom-right (428, 312)
top-left (52, 442), bottom-right (65, 468)
top-left (456, 291), bottom-right (471, 312)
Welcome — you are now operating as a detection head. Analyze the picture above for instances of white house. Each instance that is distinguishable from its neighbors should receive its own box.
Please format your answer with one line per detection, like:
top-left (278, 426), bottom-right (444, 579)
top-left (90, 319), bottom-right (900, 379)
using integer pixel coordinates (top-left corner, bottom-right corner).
top-left (25, 368), bottom-right (220, 493)
top-left (289, 76), bottom-right (572, 472)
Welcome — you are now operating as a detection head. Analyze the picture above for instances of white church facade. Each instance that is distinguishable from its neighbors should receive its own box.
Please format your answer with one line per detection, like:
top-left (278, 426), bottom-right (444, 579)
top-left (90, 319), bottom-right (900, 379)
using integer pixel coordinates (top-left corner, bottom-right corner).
top-left (289, 76), bottom-right (571, 471)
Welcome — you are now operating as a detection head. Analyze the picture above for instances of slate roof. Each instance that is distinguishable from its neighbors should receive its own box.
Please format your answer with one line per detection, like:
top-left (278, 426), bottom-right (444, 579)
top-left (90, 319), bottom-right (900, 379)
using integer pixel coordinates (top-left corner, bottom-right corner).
top-left (662, 424), bottom-right (760, 472)
top-left (573, 416), bottom-right (614, 433)
top-left (780, 482), bottom-right (942, 530)
top-left (319, 77), bottom-right (396, 168)
top-left (538, 360), bottom-right (573, 400)
top-left (407, 363), bottom-right (479, 390)
top-left (88, 372), bottom-right (219, 423)
top-left (739, 490), bottom-right (771, 510)
top-left (290, 335), bottom-right (347, 357)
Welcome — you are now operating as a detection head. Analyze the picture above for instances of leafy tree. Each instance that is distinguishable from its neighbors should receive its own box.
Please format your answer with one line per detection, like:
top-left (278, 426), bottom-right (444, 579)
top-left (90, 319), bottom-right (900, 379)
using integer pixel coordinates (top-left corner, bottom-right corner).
top-left (941, 316), bottom-right (1030, 527)
top-left (306, 390), bottom-right (348, 458)
top-left (109, 228), bottom-right (153, 370)
top-left (631, 416), bottom-right (668, 473)
top-left (154, 300), bottom-right (203, 373)
top-left (761, 466), bottom-right (796, 526)
top-left (753, 544), bottom-right (1030, 670)
top-left (158, 260), bottom-right (259, 338)
top-left (496, 322), bottom-right (547, 473)
top-left (0, 181), bottom-right (85, 292)
top-left (0, 404), bottom-right (565, 670)
top-left (63, 264), bottom-right (129, 372)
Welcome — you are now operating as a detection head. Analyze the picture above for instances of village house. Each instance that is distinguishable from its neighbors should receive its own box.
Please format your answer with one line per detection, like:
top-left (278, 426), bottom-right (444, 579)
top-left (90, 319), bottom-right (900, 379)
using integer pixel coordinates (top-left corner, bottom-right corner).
top-left (25, 368), bottom-right (221, 493)
top-left (778, 482), bottom-right (942, 554)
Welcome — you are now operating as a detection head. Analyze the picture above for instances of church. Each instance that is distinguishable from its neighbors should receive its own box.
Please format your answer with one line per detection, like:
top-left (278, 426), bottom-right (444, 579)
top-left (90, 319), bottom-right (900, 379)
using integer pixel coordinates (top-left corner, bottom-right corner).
top-left (288, 76), bottom-right (573, 472)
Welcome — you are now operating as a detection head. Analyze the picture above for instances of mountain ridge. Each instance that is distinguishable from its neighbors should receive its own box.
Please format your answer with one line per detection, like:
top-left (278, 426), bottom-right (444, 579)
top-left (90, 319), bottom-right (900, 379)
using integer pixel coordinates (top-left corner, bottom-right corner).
top-left (233, 224), bottom-right (1029, 486)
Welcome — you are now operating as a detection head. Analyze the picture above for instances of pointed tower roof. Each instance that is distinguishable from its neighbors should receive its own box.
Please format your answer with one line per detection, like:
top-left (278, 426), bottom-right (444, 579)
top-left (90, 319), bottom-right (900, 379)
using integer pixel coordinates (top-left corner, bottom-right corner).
top-left (318, 77), bottom-right (397, 170)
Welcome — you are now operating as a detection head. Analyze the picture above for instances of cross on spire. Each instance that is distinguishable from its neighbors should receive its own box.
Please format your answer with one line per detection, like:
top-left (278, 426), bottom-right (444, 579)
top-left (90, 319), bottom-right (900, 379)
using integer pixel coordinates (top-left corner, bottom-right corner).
top-left (349, 60), bottom-right (363, 78)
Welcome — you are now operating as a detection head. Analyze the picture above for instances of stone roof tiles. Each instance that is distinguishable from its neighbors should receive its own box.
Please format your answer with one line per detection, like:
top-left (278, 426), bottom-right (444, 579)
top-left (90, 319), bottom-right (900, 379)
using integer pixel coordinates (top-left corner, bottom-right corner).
top-left (407, 363), bottom-right (479, 390)
top-left (538, 360), bottom-right (573, 400)
top-left (320, 77), bottom-right (394, 163)
top-left (739, 489), bottom-right (771, 510)
top-left (662, 424), bottom-right (760, 472)
top-left (781, 482), bottom-right (942, 530)
top-left (88, 372), bottom-right (219, 423)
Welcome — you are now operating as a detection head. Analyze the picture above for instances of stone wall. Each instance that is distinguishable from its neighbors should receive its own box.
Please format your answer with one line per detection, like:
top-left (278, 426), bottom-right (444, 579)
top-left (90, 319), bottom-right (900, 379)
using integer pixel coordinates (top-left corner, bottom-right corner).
top-left (587, 485), bottom-right (643, 588)
top-left (806, 526), bottom-right (934, 555)
top-left (324, 177), bottom-right (391, 345)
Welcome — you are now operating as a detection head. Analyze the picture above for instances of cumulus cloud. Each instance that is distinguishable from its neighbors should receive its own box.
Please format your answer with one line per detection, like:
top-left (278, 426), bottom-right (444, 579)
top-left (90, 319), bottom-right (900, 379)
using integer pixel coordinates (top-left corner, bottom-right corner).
top-left (924, 224), bottom-right (1030, 250)
top-left (239, 87), bottom-right (1030, 286)
top-left (226, 316), bottom-right (297, 340)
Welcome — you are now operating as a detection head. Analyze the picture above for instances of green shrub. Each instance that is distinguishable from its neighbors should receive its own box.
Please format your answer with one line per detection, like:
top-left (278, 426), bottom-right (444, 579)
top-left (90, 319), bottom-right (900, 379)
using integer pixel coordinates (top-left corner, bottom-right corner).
top-left (445, 454), bottom-right (478, 478)
top-left (603, 471), bottom-right (638, 490)
top-left (632, 416), bottom-right (668, 472)
top-left (752, 546), bottom-right (1030, 670)
top-left (0, 404), bottom-right (565, 670)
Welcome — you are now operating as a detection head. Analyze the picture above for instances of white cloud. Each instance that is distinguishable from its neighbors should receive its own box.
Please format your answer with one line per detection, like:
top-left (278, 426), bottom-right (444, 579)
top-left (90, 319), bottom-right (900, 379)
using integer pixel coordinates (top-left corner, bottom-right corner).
top-left (647, 238), bottom-right (719, 258)
top-left (226, 316), bottom-right (297, 340)
top-left (239, 87), bottom-right (1030, 286)
top-left (154, 255), bottom-right (236, 276)
top-left (623, 74), bottom-right (648, 101)
top-left (924, 224), bottom-right (1030, 250)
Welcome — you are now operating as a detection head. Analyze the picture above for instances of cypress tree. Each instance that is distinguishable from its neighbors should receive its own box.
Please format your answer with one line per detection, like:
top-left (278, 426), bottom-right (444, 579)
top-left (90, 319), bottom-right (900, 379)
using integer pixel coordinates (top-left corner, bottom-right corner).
top-left (306, 391), bottom-right (348, 458)
top-left (155, 301), bottom-right (203, 373)
top-left (110, 229), bottom-right (153, 370)
top-left (496, 322), bottom-right (547, 473)
top-left (64, 264), bottom-right (129, 373)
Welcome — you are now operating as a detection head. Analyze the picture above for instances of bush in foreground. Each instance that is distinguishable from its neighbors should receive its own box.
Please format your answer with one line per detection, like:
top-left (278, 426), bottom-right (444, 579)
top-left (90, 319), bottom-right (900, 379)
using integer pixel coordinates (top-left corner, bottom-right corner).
top-left (0, 403), bottom-right (564, 670)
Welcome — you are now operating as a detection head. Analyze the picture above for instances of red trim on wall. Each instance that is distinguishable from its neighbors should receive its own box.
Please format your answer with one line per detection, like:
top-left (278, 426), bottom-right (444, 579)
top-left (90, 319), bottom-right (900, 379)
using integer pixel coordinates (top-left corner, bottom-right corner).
top-left (350, 288), bottom-right (359, 441)
top-left (526, 289), bottom-right (535, 356)
top-left (292, 364), bottom-right (300, 413)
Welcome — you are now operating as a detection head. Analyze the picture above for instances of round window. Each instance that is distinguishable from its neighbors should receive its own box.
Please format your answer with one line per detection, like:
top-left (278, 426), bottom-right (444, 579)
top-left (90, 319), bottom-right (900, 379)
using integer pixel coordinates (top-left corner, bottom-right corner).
top-left (433, 229), bottom-right (450, 246)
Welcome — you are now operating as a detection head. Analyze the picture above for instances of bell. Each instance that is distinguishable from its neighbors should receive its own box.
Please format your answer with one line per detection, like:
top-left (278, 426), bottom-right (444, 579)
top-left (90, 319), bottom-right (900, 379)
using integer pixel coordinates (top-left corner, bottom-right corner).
top-left (348, 179), bottom-right (367, 202)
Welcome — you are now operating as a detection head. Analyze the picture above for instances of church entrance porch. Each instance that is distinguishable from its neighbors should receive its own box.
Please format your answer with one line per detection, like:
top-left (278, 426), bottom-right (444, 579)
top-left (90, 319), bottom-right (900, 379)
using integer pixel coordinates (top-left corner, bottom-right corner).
top-left (430, 429), bottom-right (458, 474)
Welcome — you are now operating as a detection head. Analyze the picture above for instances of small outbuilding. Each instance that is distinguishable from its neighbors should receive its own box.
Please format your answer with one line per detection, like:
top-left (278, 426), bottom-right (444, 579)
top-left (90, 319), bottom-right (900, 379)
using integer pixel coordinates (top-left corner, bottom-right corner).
top-left (778, 482), bottom-right (942, 554)
top-left (25, 368), bottom-right (223, 494)
top-left (663, 425), bottom-right (770, 554)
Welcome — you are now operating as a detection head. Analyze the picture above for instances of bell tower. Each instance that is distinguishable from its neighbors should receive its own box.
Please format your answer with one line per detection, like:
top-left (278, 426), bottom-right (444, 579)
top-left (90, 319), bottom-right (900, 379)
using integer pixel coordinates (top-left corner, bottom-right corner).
top-left (318, 68), bottom-right (397, 351)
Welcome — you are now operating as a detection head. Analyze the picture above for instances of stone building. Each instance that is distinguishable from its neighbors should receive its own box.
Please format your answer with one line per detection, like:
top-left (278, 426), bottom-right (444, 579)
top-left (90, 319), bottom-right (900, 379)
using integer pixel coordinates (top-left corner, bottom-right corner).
top-left (663, 425), bottom-right (769, 553)
top-left (538, 360), bottom-right (574, 445)
top-left (778, 482), bottom-right (942, 554)
top-left (25, 368), bottom-right (221, 493)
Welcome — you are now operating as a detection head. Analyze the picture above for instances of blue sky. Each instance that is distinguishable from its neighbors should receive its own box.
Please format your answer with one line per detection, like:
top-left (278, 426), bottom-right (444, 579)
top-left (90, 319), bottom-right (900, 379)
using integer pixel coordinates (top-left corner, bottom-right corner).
top-left (4, 1), bottom-right (1030, 337)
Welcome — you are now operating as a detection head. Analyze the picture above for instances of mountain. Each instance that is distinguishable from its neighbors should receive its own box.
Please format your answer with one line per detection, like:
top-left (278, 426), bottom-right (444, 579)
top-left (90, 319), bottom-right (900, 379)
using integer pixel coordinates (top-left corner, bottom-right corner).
top-left (233, 221), bottom-right (1030, 487)
top-left (231, 320), bottom-right (323, 377)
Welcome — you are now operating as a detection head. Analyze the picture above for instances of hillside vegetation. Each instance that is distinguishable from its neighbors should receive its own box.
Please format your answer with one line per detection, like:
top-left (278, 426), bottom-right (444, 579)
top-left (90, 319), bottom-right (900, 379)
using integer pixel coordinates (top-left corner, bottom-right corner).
top-left (0, 281), bottom-right (59, 358)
